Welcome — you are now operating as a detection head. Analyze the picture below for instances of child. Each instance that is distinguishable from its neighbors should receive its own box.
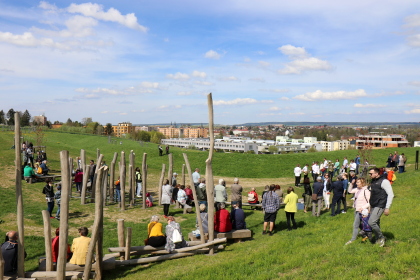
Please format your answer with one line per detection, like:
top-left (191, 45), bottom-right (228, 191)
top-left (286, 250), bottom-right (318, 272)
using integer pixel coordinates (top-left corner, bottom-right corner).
top-left (115, 176), bottom-right (121, 203)
top-left (359, 209), bottom-right (373, 242)
top-left (74, 169), bottom-right (83, 192)
top-left (146, 192), bottom-right (153, 207)
top-left (54, 185), bottom-right (62, 220)
top-left (386, 168), bottom-right (395, 185)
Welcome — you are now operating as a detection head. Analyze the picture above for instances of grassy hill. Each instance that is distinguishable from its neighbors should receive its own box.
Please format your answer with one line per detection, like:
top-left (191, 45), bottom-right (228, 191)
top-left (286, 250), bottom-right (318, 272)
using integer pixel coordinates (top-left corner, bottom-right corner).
top-left (1, 130), bottom-right (419, 279)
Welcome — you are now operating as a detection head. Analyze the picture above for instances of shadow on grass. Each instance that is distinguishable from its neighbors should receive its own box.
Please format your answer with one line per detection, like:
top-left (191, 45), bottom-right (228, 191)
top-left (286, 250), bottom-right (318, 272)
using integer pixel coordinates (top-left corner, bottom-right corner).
top-left (69, 211), bottom-right (89, 219)
top-left (383, 231), bottom-right (395, 240)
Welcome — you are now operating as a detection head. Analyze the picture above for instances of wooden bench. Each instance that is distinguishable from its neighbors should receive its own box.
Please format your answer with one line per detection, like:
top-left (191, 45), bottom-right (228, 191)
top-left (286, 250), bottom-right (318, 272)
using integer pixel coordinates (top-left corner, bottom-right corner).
top-left (188, 229), bottom-right (252, 243)
top-left (37, 175), bottom-right (62, 182)
top-left (225, 201), bottom-right (263, 210)
top-left (38, 254), bottom-right (115, 271)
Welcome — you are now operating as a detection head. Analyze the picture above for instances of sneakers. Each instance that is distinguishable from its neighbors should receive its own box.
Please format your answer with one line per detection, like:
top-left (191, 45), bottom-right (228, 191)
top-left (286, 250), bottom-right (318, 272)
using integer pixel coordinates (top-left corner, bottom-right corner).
top-left (351, 198), bottom-right (355, 200)
top-left (268, 231), bottom-right (273, 236)
top-left (262, 231), bottom-right (267, 235)
top-left (341, 211), bottom-right (346, 214)
top-left (55, 217), bottom-right (60, 221)
top-left (377, 237), bottom-right (386, 247)
top-left (163, 215), bottom-right (168, 219)
top-left (345, 240), bottom-right (353, 245)
top-left (50, 216), bottom-right (55, 219)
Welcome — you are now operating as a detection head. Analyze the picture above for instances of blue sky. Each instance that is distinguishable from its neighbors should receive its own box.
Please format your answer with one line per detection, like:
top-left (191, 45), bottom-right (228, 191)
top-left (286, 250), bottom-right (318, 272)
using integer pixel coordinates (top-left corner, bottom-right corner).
top-left (1, 0), bottom-right (420, 125)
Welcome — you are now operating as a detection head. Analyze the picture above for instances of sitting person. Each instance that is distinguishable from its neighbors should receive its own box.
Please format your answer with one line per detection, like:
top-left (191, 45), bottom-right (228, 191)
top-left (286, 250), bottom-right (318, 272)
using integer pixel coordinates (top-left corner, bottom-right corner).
top-left (172, 184), bottom-right (180, 205)
top-left (214, 179), bottom-right (227, 210)
top-left (40, 160), bottom-right (49, 175)
top-left (165, 216), bottom-right (189, 253)
top-left (248, 187), bottom-right (259, 209)
top-left (24, 164), bottom-right (37, 182)
top-left (196, 204), bottom-right (209, 234)
top-left (214, 203), bottom-right (232, 233)
top-left (185, 185), bottom-right (194, 204)
top-left (35, 163), bottom-right (43, 176)
top-left (275, 185), bottom-right (284, 203)
top-left (52, 227), bottom-right (71, 263)
top-left (146, 192), bottom-right (153, 207)
top-left (69, 227), bottom-right (91, 265)
top-left (230, 201), bottom-right (246, 230)
top-left (177, 185), bottom-right (188, 206)
top-left (147, 215), bottom-right (166, 247)
top-left (1, 231), bottom-right (27, 276)
top-left (36, 151), bottom-right (44, 163)
top-left (261, 185), bottom-right (269, 201)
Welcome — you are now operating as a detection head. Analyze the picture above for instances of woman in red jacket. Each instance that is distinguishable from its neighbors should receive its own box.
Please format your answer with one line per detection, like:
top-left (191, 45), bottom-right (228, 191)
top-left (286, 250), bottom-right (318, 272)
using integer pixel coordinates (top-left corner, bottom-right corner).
top-left (52, 227), bottom-right (72, 263)
top-left (214, 203), bottom-right (232, 233)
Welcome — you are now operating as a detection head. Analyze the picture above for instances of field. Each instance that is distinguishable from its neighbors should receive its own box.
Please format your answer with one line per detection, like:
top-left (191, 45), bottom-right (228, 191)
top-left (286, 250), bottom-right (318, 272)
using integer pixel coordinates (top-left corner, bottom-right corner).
top-left (0, 130), bottom-right (419, 279)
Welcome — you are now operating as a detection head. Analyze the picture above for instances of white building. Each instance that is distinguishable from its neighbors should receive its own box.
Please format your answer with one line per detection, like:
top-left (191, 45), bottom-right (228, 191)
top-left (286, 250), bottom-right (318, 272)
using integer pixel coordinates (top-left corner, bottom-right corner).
top-left (304, 137), bottom-right (317, 144)
top-left (414, 141), bottom-right (420, 147)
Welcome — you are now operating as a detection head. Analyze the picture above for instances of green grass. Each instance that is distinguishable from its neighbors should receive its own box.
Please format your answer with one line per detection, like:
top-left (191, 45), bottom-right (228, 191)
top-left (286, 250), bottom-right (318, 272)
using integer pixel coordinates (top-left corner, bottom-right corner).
top-left (1, 130), bottom-right (419, 279)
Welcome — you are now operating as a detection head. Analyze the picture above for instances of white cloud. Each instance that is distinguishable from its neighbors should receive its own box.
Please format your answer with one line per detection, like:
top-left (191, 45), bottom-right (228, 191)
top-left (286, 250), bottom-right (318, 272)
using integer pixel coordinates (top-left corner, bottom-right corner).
top-left (0, 31), bottom-right (73, 50)
top-left (372, 90), bottom-right (405, 97)
top-left (194, 81), bottom-right (214, 86)
top-left (404, 109), bottom-right (420, 114)
top-left (75, 84), bottom-right (155, 96)
top-left (402, 14), bottom-right (420, 47)
top-left (177, 91), bottom-right (192, 96)
top-left (279, 97), bottom-right (290, 101)
top-left (120, 112), bottom-right (127, 115)
top-left (406, 103), bottom-right (420, 107)
top-left (140, 81), bottom-right (160, 88)
top-left (191, 70), bottom-right (207, 78)
top-left (407, 35), bottom-right (420, 47)
top-left (256, 51), bottom-right (265, 55)
top-left (260, 112), bottom-right (282, 116)
top-left (39, 1), bottom-right (57, 11)
top-left (289, 112), bottom-right (305, 115)
top-left (204, 50), bottom-right (221, 60)
top-left (293, 89), bottom-right (367, 101)
top-left (66, 2), bottom-right (148, 32)
top-left (354, 103), bottom-right (386, 108)
top-left (258, 61), bottom-right (270, 67)
top-left (217, 76), bottom-right (239, 82)
top-left (260, 89), bottom-right (290, 93)
top-left (164, 38), bottom-right (169, 42)
top-left (403, 14), bottom-right (420, 28)
top-left (214, 98), bottom-right (273, 106)
top-left (278, 57), bottom-right (332, 74)
top-left (269, 106), bottom-right (281, 111)
top-left (166, 72), bottom-right (190, 81)
top-left (30, 15), bottom-right (98, 38)
top-left (248, 77), bottom-right (265, 82)
top-left (408, 81), bottom-right (420, 86)
top-left (244, 57), bottom-right (251, 62)
top-left (278, 45), bottom-right (308, 59)
top-left (101, 111), bottom-right (108, 114)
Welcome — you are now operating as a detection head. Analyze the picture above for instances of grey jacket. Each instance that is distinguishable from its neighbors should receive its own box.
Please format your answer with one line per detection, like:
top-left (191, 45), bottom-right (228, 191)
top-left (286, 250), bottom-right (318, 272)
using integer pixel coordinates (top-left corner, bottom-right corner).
top-left (161, 184), bottom-right (173, 204)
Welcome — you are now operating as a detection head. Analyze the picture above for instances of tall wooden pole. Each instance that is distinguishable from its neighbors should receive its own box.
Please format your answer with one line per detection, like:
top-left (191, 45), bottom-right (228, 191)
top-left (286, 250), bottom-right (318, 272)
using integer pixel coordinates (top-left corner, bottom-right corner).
top-left (97, 148), bottom-right (100, 162)
top-left (117, 219), bottom-right (125, 261)
top-left (131, 152), bottom-right (136, 205)
top-left (81, 149), bottom-right (86, 175)
top-left (109, 152), bottom-right (118, 203)
top-left (41, 210), bottom-right (53, 272)
top-left (158, 164), bottom-right (166, 206)
top-left (96, 166), bottom-right (107, 280)
top-left (128, 165), bottom-right (133, 207)
top-left (182, 164), bottom-right (186, 186)
top-left (120, 151), bottom-right (126, 211)
top-left (125, 227), bottom-right (132, 260)
top-left (91, 154), bottom-right (104, 203)
top-left (57, 150), bottom-right (70, 280)
top-left (168, 154), bottom-right (173, 186)
top-left (69, 157), bottom-right (73, 197)
top-left (81, 165), bottom-right (90, 205)
top-left (142, 153), bottom-right (147, 209)
top-left (183, 153), bottom-right (205, 244)
top-left (206, 93), bottom-right (215, 255)
top-left (14, 112), bottom-right (25, 277)
top-left (83, 167), bottom-right (104, 280)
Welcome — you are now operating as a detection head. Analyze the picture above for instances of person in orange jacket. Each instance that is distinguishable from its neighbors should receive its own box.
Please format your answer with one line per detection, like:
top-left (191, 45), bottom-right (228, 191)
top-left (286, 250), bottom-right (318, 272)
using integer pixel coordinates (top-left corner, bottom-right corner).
top-left (386, 168), bottom-right (395, 185)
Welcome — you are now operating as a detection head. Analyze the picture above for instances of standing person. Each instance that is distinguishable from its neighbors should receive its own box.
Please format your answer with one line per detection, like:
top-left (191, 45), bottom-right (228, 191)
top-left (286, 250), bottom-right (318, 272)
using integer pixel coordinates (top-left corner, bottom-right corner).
top-left (284, 187), bottom-right (298, 231)
top-left (159, 145), bottom-right (163, 156)
top-left (74, 168), bottom-right (83, 193)
top-left (69, 227), bottom-right (91, 265)
top-left (89, 160), bottom-right (96, 188)
top-left (54, 185), bottom-right (61, 220)
top-left (27, 145), bottom-right (34, 168)
top-left (330, 175), bottom-right (344, 216)
top-left (42, 178), bottom-right (55, 218)
top-left (302, 178), bottom-right (312, 213)
top-left (166, 145), bottom-right (169, 155)
top-left (343, 157), bottom-right (348, 174)
top-left (349, 160), bottom-right (357, 173)
top-left (386, 168), bottom-right (395, 186)
top-left (22, 146), bottom-right (28, 168)
top-left (322, 173), bottom-right (332, 210)
top-left (349, 171), bottom-right (358, 200)
top-left (192, 168), bottom-right (200, 187)
top-left (161, 179), bottom-right (173, 218)
top-left (341, 173), bottom-right (349, 214)
top-left (312, 177), bottom-right (324, 217)
top-left (230, 201), bottom-right (246, 230)
top-left (135, 167), bottom-right (143, 198)
top-left (386, 153), bottom-right (392, 167)
top-left (231, 178), bottom-right (243, 208)
top-left (177, 185), bottom-right (189, 210)
top-left (196, 178), bottom-right (207, 211)
top-left (1, 231), bottom-right (27, 276)
top-left (402, 153), bottom-right (407, 172)
top-left (172, 173), bottom-right (178, 187)
top-left (248, 187), bottom-right (259, 209)
top-left (172, 184), bottom-right (180, 206)
top-left (294, 164), bottom-right (302, 187)
top-left (114, 176), bottom-right (121, 203)
top-left (368, 168), bottom-right (394, 247)
top-left (391, 151), bottom-right (399, 171)
top-left (398, 154), bottom-right (405, 173)
top-left (302, 164), bottom-right (309, 181)
top-left (355, 155), bottom-right (360, 175)
top-left (334, 159), bottom-right (340, 178)
top-left (214, 179), bottom-right (227, 210)
top-left (262, 185), bottom-right (280, 236)
top-left (327, 160), bottom-right (334, 179)
top-left (312, 162), bottom-right (320, 182)
top-left (323, 158), bottom-right (328, 178)
top-left (345, 178), bottom-right (371, 245)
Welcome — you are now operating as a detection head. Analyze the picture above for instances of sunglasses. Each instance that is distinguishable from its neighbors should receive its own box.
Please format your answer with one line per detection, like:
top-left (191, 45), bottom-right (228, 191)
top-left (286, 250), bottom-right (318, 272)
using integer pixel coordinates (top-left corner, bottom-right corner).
top-left (368, 173), bottom-right (375, 176)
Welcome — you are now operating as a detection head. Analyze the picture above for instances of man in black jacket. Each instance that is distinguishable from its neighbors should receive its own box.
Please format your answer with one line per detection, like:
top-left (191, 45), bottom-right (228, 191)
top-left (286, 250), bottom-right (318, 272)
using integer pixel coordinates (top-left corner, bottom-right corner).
top-left (1, 231), bottom-right (27, 276)
top-left (330, 175), bottom-right (344, 216)
top-left (312, 177), bottom-right (323, 217)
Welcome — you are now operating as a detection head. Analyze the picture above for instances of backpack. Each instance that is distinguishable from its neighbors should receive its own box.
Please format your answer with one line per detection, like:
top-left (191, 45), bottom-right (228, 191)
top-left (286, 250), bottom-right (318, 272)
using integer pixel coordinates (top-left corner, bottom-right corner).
top-left (248, 192), bottom-right (255, 201)
top-left (170, 225), bottom-right (182, 243)
top-left (392, 174), bottom-right (397, 182)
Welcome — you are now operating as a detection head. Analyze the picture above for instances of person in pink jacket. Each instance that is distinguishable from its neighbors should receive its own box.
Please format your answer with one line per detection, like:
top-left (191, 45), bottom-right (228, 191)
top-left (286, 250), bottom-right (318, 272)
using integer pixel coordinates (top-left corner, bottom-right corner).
top-left (345, 177), bottom-right (371, 245)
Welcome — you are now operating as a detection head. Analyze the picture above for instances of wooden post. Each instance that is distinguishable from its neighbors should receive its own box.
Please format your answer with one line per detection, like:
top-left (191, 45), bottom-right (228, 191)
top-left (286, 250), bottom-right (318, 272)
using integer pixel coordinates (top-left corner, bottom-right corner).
top-left (97, 148), bottom-right (100, 162)
top-left (81, 149), bottom-right (86, 175)
top-left (158, 164), bottom-right (166, 206)
top-left (57, 150), bottom-right (70, 280)
top-left (142, 153), bottom-right (147, 209)
top-left (168, 153), bottom-right (173, 186)
top-left (69, 157), bottom-right (73, 197)
top-left (125, 227), bottom-right (132, 260)
top-left (117, 219), bottom-right (125, 261)
top-left (206, 93), bottom-right (215, 255)
top-left (83, 167), bottom-right (104, 280)
top-left (131, 152), bottom-right (136, 205)
top-left (81, 165), bottom-right (90, 205)
top-left (120, 151), bottom-right (126, 211)
top-left (128, 164), bottom-right (133, 207)
top-left (102, 168), bottom-right (108, 205)
top-left (109, 152), bottom-right (118, 203)
top-left (183, 153), bottom-right (205, 244)
top-left (14, 112), bottom-right (25, 277)
top-left (42, 210), bottom-right (53, 271)
top-left (182, 164), bottom-right (186, 186)
top-left (91, 154), bottom-right (104, 203)
top-left (96, 167), bottom-right (107, 280)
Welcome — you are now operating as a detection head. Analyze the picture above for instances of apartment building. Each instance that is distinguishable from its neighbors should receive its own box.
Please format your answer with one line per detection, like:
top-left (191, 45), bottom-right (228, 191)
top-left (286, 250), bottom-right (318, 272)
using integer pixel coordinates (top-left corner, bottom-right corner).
top-left (158, 126), bottom-right (209, 138)
top-left (135, 126), bottom-right (151, 132)
top-left (356, 134), bottom-right (409, 149)
top-left (319, 140), bottom-right (349, 151)
top-left (111, 122), bottom-right (133, 137)
top-left (161, 138), bottom-right (258, 153)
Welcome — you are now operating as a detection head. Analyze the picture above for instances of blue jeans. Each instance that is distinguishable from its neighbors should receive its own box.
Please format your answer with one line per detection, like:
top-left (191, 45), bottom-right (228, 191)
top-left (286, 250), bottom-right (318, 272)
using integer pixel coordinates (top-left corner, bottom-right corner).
top-left (399, 166), bottom-right (404, 173)
top-left (199, 201), bottom-right (207, 212)
top-left (356, 164), bottom-right (360, 175)
top-left (115, 189), bottom-right (121, 202)
top-left (90, 175), bottom-right (94, 187)
top-left (76, 182), bottom-right (81, 192)
top-left (333, 169), bottom-right (339, 177)
top-left (56, 204), bottom-right (60, 218)
top-left (47, 201), bottom-right (54, 217)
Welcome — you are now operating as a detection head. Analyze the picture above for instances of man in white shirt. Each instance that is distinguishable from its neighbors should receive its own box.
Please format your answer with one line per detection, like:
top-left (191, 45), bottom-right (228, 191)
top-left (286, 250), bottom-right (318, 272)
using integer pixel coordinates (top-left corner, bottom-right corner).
top-left (312, 162), bottom-right (320, 182)
top-left (302, 164), bottom-right (309, 180)
top-left (294, 164), bottom-right (302, 187)
top-left (343, 157), bottom-right (348, 174)
top-left (192, 168), bottom-right (200, 187)
top-left (349, 160), bottom-right (357, 172)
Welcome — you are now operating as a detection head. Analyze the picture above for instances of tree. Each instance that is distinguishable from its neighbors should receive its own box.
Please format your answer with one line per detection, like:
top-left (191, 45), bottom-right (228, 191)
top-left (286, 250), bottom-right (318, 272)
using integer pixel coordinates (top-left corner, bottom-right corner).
top-left (46, 121), bottom-right (52, 128)
top-left (53, 120), bottom-right (60, 124)
top-left (137, 131), bottom-right (151, 142)
top-left (217, 131), bottom-right (224, 139)
top-left (66, 118), bottom-right (73, 126)
top-left (0, 110), bottom-right (4, 124)
top-left (105, 123), bottom-right (113, 135)
top-left (268, 145), bottom-right (278, 154)
top-left (82, 117), bottom-right (92, 126)
top-left (21, 110), bottom-right (31, 127)
top-left (307, 146), bottom-right (318, 153)
top-left (229, 130), bottom-right (234, 135)
top-left (150, 131), bottom-right (165, 144)
top-left (6, 108), bottom-right (15, 125)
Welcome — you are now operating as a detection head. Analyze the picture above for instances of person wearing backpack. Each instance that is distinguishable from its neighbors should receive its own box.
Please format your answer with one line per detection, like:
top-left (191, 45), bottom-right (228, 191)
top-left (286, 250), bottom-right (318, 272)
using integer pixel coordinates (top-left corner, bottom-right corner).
top-left (345, 177), bottom-right (371, 245)
top-left (385, 168), bottom-right (396, 185)
top-left (248, 187), bottom-right (259, 209)
top-left (135, 167), bottom-right (143, 198)
top-left (165, 216), bottom-right (189, 253)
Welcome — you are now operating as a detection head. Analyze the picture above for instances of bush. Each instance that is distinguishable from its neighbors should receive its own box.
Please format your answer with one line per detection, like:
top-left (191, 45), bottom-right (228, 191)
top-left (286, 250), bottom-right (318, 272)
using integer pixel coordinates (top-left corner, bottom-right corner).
top-left (268, 145), bottom-right (278, 154)
top-left (188, 145), bottom-right (197, 150)
top-left (307, 146), bottom-right (318, 153)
